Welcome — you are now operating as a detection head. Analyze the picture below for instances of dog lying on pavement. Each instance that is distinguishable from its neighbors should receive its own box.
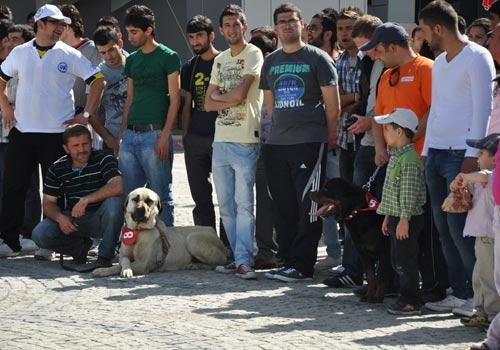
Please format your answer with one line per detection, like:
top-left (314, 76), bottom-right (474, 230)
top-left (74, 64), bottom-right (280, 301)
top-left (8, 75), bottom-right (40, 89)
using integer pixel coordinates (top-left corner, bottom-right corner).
top-left (93, 188), bottom-right (228, 278)
top-left (310, 178), bottom-right (392, 303)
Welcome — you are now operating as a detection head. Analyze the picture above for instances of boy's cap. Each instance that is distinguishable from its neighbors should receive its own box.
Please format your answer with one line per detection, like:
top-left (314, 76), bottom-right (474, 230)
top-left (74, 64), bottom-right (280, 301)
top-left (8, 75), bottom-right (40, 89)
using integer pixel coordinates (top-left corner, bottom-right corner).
top-left (360, 22), bottom-right (409, 51)
top-left (34, 4), bottom-right (71, 24)
top-left (374, 108), bottom-right (419, 133)
top-left (466, 133), bottom-right (500, 154)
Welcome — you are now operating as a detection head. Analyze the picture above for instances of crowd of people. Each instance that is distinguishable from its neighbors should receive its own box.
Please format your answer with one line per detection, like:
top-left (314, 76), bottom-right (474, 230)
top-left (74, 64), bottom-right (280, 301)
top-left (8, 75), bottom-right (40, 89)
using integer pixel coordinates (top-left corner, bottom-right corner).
top-left (0, 1), bottom-right (499, 348)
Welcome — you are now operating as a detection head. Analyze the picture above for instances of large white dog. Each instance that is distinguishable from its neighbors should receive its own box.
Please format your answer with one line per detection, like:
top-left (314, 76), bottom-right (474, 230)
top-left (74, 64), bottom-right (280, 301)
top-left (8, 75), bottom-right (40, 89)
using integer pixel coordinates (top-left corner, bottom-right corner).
top-left (93, 188), bottom-right (228, 278)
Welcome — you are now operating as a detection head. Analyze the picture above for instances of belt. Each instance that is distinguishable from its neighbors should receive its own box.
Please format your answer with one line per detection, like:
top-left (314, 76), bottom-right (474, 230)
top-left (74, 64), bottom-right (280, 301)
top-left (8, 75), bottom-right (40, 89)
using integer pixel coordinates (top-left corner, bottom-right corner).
top-left (127, 123), bottom-right (163, 132)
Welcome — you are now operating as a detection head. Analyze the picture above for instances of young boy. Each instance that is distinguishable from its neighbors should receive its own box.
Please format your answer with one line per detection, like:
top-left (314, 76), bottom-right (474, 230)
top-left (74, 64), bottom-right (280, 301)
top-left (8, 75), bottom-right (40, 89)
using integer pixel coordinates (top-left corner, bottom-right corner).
top-left (375, 108), bottom-right (427, 315)
top-left (451, 133), bottom-right (500, 327)
top-left (470, 135), bottom-right (500, 350)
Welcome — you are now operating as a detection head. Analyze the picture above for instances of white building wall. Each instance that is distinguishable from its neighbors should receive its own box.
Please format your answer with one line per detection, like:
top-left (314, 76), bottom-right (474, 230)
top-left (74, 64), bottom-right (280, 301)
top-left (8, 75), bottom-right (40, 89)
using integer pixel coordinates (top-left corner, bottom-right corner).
top-left (242, 0), bottom-right (367, 30)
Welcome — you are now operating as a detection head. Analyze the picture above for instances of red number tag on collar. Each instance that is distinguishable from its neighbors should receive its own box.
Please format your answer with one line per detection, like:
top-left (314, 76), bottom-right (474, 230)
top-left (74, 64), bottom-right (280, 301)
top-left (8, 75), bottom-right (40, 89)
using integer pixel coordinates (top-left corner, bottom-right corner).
top-left (121, 227), bottom-right (139, 246)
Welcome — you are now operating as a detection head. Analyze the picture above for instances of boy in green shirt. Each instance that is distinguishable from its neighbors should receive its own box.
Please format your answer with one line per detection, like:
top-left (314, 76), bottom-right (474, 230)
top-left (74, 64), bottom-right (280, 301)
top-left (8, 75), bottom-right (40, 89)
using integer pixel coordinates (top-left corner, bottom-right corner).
top-left (375, 108), bottom-right (426, 315)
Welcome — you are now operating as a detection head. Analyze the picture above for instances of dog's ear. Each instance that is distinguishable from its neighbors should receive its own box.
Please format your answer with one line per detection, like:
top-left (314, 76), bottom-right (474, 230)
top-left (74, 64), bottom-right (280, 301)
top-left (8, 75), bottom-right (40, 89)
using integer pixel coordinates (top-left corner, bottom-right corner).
top-left (157, 198), bottom-right (163, 214)
top-left (124, 196), bottom-right (129, 211)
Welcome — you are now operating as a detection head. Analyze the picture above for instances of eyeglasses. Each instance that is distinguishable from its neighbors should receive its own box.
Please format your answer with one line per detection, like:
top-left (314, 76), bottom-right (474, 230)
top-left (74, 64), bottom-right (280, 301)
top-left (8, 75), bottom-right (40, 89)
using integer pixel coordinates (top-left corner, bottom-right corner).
top-left (276, 18), bottom-right (300, 27)
top-left (389, 67), bottom-right (400, 87)
top-left (306, 24), bottom-right (321, 33)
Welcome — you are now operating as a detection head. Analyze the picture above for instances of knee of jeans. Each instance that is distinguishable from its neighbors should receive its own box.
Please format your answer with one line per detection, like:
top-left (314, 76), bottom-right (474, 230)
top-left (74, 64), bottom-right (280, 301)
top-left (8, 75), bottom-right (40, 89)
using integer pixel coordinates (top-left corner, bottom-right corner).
top-left (102, 197), bottom-right (124, 219)
top-left (31, 222), bottom-right (55, 247)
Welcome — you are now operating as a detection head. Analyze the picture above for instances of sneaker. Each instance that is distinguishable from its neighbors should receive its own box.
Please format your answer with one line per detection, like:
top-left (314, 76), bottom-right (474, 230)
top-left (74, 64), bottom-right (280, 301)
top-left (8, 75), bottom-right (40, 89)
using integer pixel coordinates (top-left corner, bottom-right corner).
top-left (34, 248), bottom-right (56, 261)
top-left (235, 264), bottom-right (257, 280)
top-left (452, 298), bottom-right (475, 317)
top-left (274, 267), bottom-right (312, 282)
top-left (0, 239), bottom-right (19, 258)
top-left (461, 314), bottom-right (490, 328)
top-left (215, 261), bottom-right (236, 274)
top-left (329, 265), bottom-right (346, 275)
top-left (387, 302), bottom-right (422, 316)
top-left (425, 295), bottom-right (466, 312)
top-left (20, 236), bottom-right (38, 252)
top-left (323, 271), bottom-right (363, 288)
top-left (265, 266), bottom-right (287, 280)
top-left (315, 256), bottom-right (342, 271)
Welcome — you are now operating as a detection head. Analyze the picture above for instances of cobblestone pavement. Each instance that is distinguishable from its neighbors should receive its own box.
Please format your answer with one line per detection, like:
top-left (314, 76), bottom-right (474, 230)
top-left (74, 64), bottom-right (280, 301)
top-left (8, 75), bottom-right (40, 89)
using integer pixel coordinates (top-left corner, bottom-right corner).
top-left (0, 150), bottom-right (485, 350)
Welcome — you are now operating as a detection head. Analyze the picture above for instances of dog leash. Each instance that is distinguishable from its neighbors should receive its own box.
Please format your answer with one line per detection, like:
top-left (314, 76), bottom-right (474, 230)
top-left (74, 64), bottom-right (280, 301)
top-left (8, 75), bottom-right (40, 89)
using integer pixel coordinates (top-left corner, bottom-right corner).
top-left (362, 166), bottom-right (382, 193)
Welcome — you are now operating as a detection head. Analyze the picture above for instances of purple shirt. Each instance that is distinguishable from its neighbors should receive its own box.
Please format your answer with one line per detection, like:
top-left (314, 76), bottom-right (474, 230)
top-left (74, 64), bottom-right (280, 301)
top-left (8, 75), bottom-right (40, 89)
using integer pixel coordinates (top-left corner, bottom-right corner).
top-left (464, 170), bottom-right (495, 238)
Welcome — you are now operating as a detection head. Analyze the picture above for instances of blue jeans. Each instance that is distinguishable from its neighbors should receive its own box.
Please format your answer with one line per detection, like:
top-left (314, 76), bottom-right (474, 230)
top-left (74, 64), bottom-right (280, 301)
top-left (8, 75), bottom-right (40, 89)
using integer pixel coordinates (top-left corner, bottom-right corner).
top-left (32, 197), bottom-right (122, 260)
top-left (425, 148), bottom-right (475, 299)
top-left (119, 129), bottom-right (174, 226)
top-left (323, 149), bottom-right (341, 260)
top-left (212, 142), bottom-right (259, 267)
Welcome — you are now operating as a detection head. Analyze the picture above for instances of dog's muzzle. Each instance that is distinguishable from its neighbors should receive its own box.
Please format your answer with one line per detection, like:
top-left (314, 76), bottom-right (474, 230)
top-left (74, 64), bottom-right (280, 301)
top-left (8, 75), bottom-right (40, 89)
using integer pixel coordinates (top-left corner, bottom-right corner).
top-left (131, 206), bottom-right (148, 222)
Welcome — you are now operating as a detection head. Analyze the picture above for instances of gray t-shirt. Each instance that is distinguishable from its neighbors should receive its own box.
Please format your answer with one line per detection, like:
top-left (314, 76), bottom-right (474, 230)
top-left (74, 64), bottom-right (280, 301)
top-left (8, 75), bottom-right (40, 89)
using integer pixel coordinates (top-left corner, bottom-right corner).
top-left (98, 51), bottom-right (129, 138)
top-left (259, 45), bottom-right (338, 145)
top-left (73, 39), bottom-right (103, 109)
top-left (361, 59), bottom-right (385, 147)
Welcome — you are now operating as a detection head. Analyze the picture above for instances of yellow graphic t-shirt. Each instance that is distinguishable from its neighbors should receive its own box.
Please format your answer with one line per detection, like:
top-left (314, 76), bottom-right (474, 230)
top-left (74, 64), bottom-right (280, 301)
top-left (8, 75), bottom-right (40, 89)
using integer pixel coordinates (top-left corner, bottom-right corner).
top-left (209, 43), bottom-right (263, 143)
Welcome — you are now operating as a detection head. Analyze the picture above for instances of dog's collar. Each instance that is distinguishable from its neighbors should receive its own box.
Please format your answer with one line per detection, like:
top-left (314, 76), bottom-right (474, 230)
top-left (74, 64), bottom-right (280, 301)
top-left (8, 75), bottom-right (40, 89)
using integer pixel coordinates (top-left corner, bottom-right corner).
top-left (344, 192), bottom-right (380, 221)
top-left (120, 226), bottom-right (146, 246)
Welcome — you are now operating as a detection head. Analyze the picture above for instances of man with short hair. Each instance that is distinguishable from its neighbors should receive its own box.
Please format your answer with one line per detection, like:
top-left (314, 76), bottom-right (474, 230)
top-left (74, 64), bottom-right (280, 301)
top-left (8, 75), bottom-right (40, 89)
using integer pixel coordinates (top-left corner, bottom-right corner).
top-left (93, 25), bottom-right (128, 155)
top-left (250, 26), bottom-right (278, 50)
top-left (32, 124), bottom-right (123, 269)
top-left (419, 0), bottom-right (496, 313)
top-left (120, 5), bottom-right (180, 227)
top-left (0, 4), bottom-right (105, 257)
top-left (181, 15), bottom-right (222, 237)
top-left (205, 4), bottom-right (263, 279)
top-left (261, 3), bottom-right (340, 282)
top-left (306, 11), bottom-right (342, 271)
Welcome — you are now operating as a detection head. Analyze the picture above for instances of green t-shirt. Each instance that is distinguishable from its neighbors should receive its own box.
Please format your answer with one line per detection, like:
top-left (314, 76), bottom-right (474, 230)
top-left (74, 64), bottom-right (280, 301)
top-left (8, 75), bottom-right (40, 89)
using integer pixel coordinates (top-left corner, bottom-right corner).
top-left (124, 43), bottom-right (181, 125)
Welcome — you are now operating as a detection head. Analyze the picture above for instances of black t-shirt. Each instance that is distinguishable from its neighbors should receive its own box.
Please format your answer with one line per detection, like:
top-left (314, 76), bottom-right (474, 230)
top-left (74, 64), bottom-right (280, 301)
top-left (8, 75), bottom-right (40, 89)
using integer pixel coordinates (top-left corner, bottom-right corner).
top-left (181, 55), bottom-right (218, 137)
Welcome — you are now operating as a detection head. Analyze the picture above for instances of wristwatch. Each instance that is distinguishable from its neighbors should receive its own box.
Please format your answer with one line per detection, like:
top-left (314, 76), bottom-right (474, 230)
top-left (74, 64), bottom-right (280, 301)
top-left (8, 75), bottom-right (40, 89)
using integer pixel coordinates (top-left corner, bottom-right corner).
top-left (83, 111), bottom-right (91, 119)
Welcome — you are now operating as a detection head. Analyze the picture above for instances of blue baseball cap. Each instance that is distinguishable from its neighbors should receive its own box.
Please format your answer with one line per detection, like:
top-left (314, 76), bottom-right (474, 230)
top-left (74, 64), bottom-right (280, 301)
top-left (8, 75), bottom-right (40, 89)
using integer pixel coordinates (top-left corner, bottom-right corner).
top-left (359, 22), bottom-right (409, 51)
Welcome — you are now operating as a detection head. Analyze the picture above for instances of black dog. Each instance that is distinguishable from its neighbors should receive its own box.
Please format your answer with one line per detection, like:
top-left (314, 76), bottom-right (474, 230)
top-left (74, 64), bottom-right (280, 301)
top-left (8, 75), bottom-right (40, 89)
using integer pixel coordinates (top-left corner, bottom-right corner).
top-left (310, 177), bottom-right (392, 303)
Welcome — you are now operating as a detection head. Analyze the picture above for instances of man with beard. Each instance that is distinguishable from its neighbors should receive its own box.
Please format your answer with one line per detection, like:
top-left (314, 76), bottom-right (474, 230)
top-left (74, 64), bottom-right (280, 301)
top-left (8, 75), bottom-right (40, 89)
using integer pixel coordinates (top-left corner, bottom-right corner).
top-left (119, 5), bottom-right (181, 227)
top-left (306, 11), bottom-right (342, 271)
top-left (32, 124), bottom-right (123, 270)
top-left (205, 4), bottom-right (263, 280)
top-left (0, 4), bottom-right (105, 257)
top-left (419, 0), bottom-right (495, 314)
top-left (180, 16), bottom-right (226, 244)
top-left (260, 3), bottom-right (340, 282)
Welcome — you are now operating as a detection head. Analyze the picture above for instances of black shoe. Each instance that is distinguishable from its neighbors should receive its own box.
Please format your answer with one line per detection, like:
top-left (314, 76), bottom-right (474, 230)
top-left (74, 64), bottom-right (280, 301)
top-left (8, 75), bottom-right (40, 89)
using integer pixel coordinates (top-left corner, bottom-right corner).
top-left (71, 238), bottom-right (93, 265)
top-left (323, 272), bottom-right (363, 288)
top-left (387, 302), bottom-right (422, 315)
top-left (353, 284), bottom-right (367, 296)
top-left (273, 267), bottom-right (313, 282)
top-left (77, 256), bottom-right (113, 273)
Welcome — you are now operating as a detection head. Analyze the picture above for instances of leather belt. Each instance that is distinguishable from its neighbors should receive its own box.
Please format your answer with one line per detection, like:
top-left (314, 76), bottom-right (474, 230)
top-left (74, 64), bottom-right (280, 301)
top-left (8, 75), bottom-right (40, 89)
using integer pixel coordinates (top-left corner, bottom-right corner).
top-left (127, 123), bottom-right (163, 132)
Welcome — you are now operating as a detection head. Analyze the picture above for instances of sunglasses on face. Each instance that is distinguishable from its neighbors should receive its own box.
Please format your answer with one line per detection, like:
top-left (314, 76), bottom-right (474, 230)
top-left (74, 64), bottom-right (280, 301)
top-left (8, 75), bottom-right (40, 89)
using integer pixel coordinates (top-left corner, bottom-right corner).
top-left (306, 24), bottom-right (321, 32)
top-left (389, 67), bottom-right (400, 87)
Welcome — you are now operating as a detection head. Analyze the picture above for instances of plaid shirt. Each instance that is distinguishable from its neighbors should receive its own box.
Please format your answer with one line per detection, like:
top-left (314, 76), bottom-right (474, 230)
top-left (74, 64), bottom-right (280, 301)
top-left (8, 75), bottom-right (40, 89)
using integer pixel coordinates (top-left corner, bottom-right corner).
top-left (336, 51), bottom-right (362, 150)
top-left (377, 144), bottom-right (426, 219)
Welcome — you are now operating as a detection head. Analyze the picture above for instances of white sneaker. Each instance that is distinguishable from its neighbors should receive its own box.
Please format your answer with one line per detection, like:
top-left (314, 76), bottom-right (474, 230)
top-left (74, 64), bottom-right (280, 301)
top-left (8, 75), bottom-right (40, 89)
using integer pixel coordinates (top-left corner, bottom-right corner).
top-left (425, 295), bottom-right (465, 312)
top-left (0, 239), bottom-right (19, 258)
top-left (19, 236), bottom-right (38, 252)
top-left (452, 298), bottom-right (475, 317)
top-left (34, 248), bottom-right (56, 261)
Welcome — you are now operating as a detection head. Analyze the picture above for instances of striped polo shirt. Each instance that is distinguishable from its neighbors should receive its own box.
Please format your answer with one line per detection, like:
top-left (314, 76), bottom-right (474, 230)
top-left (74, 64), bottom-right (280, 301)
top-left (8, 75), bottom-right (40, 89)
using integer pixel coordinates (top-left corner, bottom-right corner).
top-left (44, 150), bottom-right (121, 211)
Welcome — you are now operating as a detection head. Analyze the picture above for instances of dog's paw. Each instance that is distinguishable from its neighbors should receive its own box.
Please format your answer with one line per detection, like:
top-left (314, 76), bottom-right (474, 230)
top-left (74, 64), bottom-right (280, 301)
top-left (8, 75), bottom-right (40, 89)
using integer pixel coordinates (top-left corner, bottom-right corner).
top-left (121, 268), bottom-right (134, 278)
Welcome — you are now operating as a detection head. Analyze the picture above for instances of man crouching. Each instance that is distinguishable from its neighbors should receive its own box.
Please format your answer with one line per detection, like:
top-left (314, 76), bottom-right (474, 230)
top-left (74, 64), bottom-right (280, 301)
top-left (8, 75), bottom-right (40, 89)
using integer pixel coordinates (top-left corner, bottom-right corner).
top-left (32, 124), bottom-right (123, 270)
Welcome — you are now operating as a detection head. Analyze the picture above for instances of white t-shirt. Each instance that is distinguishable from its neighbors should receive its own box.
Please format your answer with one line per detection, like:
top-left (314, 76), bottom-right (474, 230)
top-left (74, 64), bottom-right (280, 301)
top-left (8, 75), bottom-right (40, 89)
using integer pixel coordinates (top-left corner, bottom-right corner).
top-left (209, 43), bottom-right (263, 143)
top-left (1, 39), bottom-right (100, 133)
top-left (422, 42), bottom-right (495, 157)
